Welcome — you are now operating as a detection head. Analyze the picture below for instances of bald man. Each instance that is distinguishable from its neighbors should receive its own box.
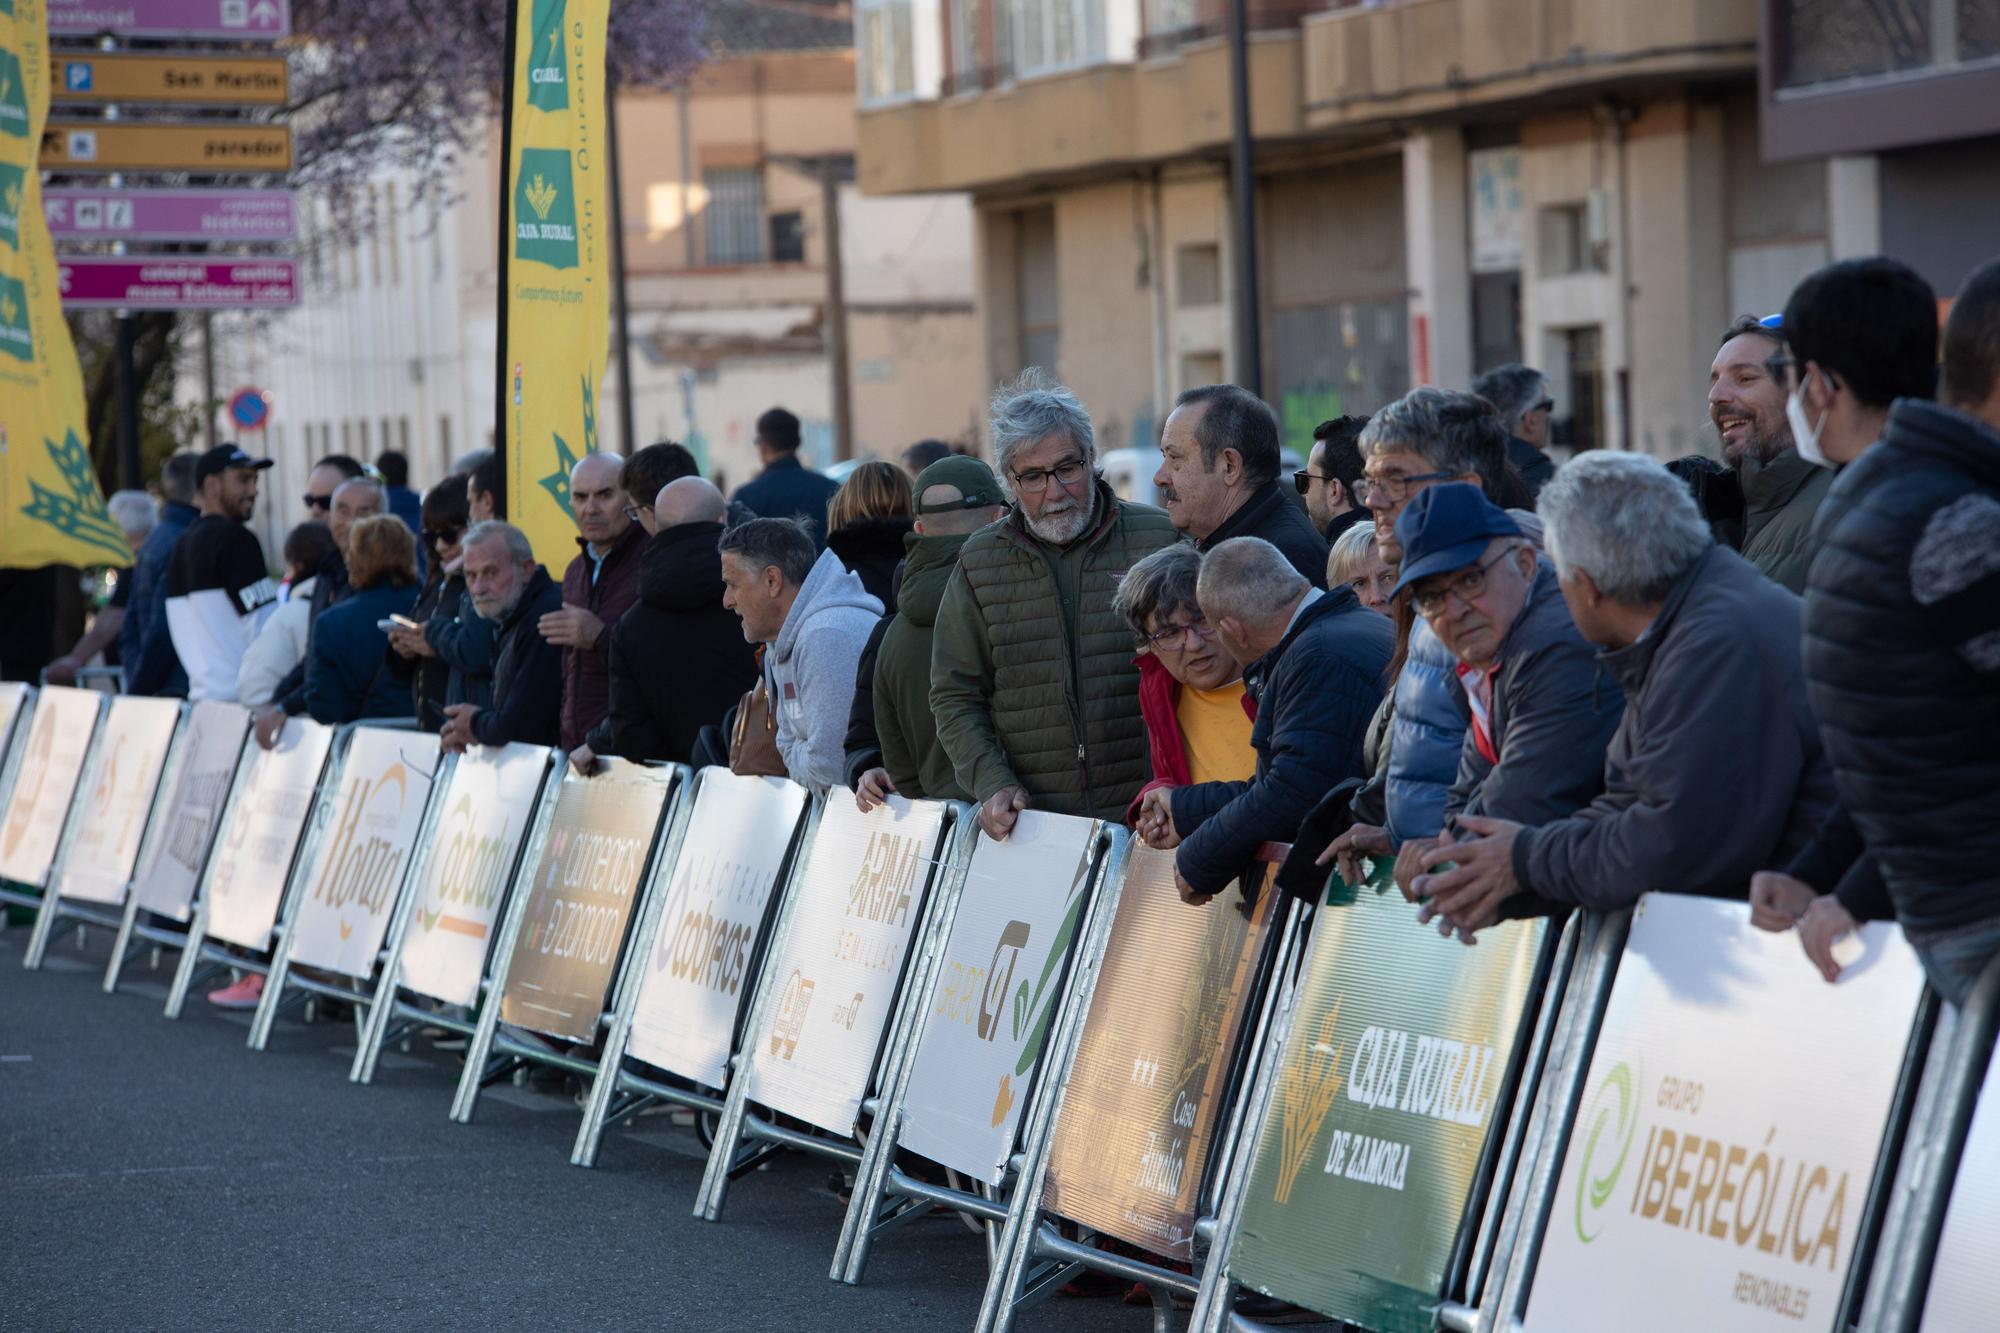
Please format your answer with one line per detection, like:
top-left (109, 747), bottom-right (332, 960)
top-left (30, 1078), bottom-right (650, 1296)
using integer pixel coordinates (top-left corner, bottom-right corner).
top-left (579, 473), bottom-right (759, 767)
top-left (542, 452), bottom-right (643, 755)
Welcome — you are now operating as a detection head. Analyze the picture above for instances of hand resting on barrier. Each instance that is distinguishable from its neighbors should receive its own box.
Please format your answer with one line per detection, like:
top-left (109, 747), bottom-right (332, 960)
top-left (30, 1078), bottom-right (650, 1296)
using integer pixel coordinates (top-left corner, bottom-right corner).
top-left (1748, 870), bottom-right (1816, 931)
top-left (1135, 786), bottom-right (1181, 850)
top-left (1317, 822), bottom-right (1391, 889)
top-left (854, 767), bottom-right (896, 813)
top-left (1797, 894), bottom-right (1859, 985)
top-left (977, 785), bottom-right (1030, 841)
top-left (1412, 814), bottom-right (1524, 945)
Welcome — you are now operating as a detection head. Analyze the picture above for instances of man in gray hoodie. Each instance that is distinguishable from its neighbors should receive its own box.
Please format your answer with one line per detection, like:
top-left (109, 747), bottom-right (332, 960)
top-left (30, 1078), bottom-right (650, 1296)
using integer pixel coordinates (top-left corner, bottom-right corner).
top-left (719, 517), bottom-right (883, 791)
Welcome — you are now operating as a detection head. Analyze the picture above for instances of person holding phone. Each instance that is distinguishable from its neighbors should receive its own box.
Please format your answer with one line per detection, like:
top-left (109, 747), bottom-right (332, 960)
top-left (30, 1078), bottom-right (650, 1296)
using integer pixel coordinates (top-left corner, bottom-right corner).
top-left (304, 516), bottom-right (419, 724)
top-left (386, 476), bottom-right (480, 731)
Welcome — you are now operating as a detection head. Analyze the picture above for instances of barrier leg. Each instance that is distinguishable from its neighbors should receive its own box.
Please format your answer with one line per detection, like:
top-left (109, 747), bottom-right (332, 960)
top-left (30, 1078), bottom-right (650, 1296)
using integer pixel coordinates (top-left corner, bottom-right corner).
top-left (350, 892), bottom-right (423, 1084)
top-left (571, 1008), bottom-right (639, 1168)
top-left (103, 895), bottom-right (148, 994)
top-left (247, 927), bottom-right (297, 1051)
top-left (21, 886), bottom-right (62, 970)
top-left (691, 1050), bottom-right (758, 1220)
top-left (163, 903), bottom-right (217, 1020)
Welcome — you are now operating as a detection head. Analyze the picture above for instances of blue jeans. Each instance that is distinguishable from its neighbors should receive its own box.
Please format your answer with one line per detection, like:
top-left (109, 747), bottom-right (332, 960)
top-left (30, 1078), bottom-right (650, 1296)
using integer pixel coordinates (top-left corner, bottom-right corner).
top-left (1905, 915), bottom-right (2000, 1008)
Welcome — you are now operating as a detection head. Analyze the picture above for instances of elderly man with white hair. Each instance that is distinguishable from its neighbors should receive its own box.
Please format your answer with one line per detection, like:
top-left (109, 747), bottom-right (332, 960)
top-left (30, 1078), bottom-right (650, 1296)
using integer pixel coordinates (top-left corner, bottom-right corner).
top-left (931, 369), bottom-right (1180, 838)
top-left (1147, 536), bottom-right (1391, 904)
top-left (1412, 452), bottom-right (1837, 940)
top-left (44, 489), bottom-right (157, 685)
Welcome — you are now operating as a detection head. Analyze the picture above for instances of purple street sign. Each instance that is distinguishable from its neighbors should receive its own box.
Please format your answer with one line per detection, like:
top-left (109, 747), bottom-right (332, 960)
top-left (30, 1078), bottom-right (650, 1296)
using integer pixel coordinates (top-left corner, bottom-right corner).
top-left (49, 0), bottom-right (291, 41)
top-left (44, 188), bottom-right (296, 243)
top-left (57, 257), bottom-right (299, 309)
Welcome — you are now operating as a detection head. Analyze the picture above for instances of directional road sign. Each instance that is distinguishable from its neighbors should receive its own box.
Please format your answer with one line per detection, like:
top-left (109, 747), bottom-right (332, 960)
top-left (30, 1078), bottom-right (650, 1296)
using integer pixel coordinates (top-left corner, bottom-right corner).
top-left (49, 0), bottom-right (291, 42)
top-left (44, 187), bottom-right (297, 243)
top-left (51, 53), bottom-right (289, 107)
top-left (57, 257), bottom-right (300, 309)
top-left (40, 121), bottom-right (293, 174)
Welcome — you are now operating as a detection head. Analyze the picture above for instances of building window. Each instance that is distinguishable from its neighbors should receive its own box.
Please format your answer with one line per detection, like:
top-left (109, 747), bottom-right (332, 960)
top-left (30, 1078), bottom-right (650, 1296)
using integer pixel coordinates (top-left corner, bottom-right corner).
top-left (1006, 0), bottom-right (1108, 77)
top-left (1537, 201), bottom-right (1606, 276)
top-left (702, 167), bottom-right (765, 266)
top-left (1175, 242), bottom-right (1221, 307)
top-left (1016, 206), bottom-right (1059, 374)
top-left (949, 0), bottom-right (981, 90)
top-left (859, 0), bottom-right (918, 103)
top-left (770, 211), bottom-right (806, 263)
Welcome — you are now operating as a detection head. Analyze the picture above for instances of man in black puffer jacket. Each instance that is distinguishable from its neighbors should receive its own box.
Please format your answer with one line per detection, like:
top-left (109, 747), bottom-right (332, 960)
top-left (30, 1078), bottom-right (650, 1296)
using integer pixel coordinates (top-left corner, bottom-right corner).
top-left (1752, 258), bottom-right (2000, 1003)
top-left (587, 478), bottom-right (759, 765)
top-left (440, 522), bottom-right (565, 752)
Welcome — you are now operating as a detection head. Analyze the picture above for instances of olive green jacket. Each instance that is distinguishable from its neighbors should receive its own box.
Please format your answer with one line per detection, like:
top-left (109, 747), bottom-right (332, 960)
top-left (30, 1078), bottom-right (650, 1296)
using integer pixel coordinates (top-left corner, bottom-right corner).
top-left (1739, 448), bottom-right (1835, 594)
top-left (930, 481), bottom-right (1181, 820)
top-left (873, 529), bottom-right (973, 800)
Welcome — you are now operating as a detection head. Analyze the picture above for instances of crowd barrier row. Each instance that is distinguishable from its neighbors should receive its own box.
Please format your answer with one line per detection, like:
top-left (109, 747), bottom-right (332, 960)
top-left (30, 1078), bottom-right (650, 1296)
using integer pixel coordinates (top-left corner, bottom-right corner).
top-left (3, 679), bottom-right (1997, 1333)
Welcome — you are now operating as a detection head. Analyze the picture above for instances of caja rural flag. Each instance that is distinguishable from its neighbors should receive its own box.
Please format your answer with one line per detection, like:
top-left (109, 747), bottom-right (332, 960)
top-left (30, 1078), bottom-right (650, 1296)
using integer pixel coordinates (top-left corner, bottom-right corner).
top-left (0, 0), bottom-right (130, 570)
top-left (502, 0), bottom-right (611, 571)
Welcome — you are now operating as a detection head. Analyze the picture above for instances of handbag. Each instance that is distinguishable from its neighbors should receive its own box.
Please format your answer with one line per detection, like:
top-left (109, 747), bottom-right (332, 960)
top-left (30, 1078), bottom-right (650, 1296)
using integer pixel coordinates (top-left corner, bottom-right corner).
top-left (728, 653), bottom-right (787, 778)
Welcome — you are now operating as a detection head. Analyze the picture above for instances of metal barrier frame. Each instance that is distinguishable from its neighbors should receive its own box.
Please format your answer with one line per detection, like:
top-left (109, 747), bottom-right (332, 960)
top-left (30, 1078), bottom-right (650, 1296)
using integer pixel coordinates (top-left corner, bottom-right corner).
top-left (246, 728), bottom-right (451, 1052)
top-left (690, 800), bottom-right (977, 1223)
top-left (0, 690), bottom-right (110, 919)
top-left (446, 761), bottom-right (691, 1125)
top-left (0, 684), bottom-right (37, 925)
top-left (829, 821), bottom-right (1128, 1286)
top-left (973, 875), bottom-right (1312, 1333)
top-left (349, 745), bottom-right (564, 1084)
top-left (1859, 954), bottom-right (2000, 1332)
top-left (568, 768), bottom-right (818, 1168)
top-left (162, 722), bottom-right (349, 1021)
top-left (102, 714), bottom-right (256, 997)
top-left (1187, 909), bottom-right (1579, 1333)
top-left (23, 699), bottom-right (185, 968)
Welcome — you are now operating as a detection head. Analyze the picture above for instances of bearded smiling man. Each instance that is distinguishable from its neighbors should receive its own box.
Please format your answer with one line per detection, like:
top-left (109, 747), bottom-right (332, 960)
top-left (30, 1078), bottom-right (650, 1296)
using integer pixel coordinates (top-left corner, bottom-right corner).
top-left (1708, 315), bottom-right (1834, 593)
top-left (931, 370), bottom-right (1180, 838)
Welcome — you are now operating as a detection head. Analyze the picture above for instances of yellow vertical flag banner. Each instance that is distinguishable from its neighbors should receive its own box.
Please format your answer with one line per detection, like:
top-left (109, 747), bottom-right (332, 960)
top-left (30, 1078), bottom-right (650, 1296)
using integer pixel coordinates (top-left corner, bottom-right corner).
top-left (0, 0), bottom-right (130, 570)
top-left (503, 0), bottom-right (612, 572)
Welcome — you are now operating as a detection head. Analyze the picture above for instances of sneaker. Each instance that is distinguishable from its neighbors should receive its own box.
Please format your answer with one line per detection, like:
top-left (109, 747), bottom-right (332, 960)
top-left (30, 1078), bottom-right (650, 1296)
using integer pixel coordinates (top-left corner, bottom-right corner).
top-left (208, 973), bottom-right (265, 1009)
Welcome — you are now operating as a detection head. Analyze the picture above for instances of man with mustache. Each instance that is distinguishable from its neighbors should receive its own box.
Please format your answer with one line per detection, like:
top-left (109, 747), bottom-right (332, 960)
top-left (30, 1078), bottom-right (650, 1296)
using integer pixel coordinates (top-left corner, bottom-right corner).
top-left (931, 370), bottom-right (1180, 839)
top-left (1707, 314), bottom-right (1833, 593)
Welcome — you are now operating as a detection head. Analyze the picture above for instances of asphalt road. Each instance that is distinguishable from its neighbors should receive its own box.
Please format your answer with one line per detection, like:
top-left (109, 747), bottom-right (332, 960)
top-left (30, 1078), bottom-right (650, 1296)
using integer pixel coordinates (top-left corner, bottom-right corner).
top-left (0, 923), bottom-right (1157, 1333)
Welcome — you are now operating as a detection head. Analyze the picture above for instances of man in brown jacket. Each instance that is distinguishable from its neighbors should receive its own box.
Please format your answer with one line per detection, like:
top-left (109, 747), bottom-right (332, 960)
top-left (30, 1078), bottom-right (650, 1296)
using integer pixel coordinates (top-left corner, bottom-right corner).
top-left (544, 451), bottom-right (646, 755)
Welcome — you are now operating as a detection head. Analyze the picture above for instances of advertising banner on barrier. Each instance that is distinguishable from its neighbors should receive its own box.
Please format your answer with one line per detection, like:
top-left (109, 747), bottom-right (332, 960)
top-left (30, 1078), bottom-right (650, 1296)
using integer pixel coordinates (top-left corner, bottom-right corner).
top-left (746, 796), bottom-right (948, 1136)
top-left (286, 729), bottom-right (438, 979)
top-left (131, 702), bottom-right (248, 922)
top-left (1041, 850), bottom-right (1279, 1260)
top-left (1525, 894), bottom-right (1925, 1332)
top-left (1227, 882), bottom-right (1549, 1329)
top-left (0, 683), bottom-right (26, 747)
top-left (54, 696), bottom-right (181, 905)
top-left (1920, 1042), bottom-right (2000, 1330)
top-left (0, 685), bottom-right (100, 887)
top-left (203, 719), bottom-right (334, 951)
top-left (627, 771), bottom-right (809, 1090)
top-left (896, 812), bottom-right (1099, 1184)
top-left (498, 760), bottom-right (671, 1042)
top-left (396, 743), bottom-right (549, 1009)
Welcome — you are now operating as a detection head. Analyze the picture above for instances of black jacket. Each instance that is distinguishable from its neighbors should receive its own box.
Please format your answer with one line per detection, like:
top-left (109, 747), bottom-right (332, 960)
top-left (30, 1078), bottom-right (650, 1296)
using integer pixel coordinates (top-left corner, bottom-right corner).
top-left (1171, 588), bottom-right (1393, 895)
top-left (470, 567), bottom-right (565, 748)
top-left (1511, 546), bottom-right (1837, 911)
top-left (843, 616), bottom-right (891, 790)
top-left (1506, 436), bottom-right (1556, 501)
top-left (1444, 562), bottom-right (1625, 827)
top-left (274, 549), bottom-right (350, 716)
top-left (589, 521), bottom-right (759, 764)
top-left (387, 571), bottom-right (467, 730)
top-left (733, 454), bottom-right (841, 545)
top-left (828, 516), bottom-right (915, 614)
top-left (1794, 400), bottom-right (2000, 935)
top-left (1199, 480), bottom-right (1328, 589)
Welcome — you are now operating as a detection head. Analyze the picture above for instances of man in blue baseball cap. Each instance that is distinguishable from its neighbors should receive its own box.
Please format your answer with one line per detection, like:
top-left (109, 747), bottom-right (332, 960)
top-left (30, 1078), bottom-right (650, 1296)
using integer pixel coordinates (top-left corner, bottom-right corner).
top-left (1372, 483), bottom-right (1623, 921)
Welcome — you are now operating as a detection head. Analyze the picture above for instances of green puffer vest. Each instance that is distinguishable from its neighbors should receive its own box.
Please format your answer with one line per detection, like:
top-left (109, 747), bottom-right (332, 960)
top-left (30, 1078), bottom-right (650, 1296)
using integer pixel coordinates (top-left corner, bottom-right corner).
top-left (933, 482), bottom-right (1181, 820)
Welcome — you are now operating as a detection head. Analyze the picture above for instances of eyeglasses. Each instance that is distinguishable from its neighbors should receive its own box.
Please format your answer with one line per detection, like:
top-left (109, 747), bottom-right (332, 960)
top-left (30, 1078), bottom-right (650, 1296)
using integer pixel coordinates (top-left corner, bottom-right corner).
top-left (1762, 351), bottom-right (1801, 388)
top-left (1533, 397), bottom-right (1555, 414)
top-left (303, 493), bottom-right (332, 511)
top-left (1355, 469), bottom-right (1455, 507)
top-left (622, 503), bottom-right (652, 523)
top-left (1413, 545), bottom-right (1520, 618)
top-left (1009, 457), bottom-right (1088, 494)
top-left (1144, 618), bottom-right (1217, 651)
top-left (423, 527), bottom-right (463, 547)
top-left (1293, 469), bottom-right (1330, 496)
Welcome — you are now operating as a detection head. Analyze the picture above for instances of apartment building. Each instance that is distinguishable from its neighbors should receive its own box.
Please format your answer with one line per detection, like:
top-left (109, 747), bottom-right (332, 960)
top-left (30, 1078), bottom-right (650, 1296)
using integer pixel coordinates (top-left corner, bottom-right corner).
top-left (856, 0), bottom-right (1993, 462)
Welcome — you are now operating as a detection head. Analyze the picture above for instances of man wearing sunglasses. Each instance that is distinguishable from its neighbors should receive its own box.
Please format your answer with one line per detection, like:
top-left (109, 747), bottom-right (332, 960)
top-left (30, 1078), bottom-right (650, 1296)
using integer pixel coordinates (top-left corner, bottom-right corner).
top-left (301, 453), bottom-right (364, 524)
top-left (1362, 484), bottom-right (1621, 905)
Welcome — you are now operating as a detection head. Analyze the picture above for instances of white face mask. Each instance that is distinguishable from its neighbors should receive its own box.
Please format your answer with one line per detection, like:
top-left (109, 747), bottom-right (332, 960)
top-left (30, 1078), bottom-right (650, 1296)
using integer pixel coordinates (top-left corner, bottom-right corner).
top-left (1786, 369), bottom-right (1835, 469)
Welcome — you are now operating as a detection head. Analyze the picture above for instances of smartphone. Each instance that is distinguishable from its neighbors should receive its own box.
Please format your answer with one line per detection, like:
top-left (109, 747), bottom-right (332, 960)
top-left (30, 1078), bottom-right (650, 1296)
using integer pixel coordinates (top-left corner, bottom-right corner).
top-left (389, 614), bottom-right (421, 631)
top-left (376, 619), bottom-right (402, 633)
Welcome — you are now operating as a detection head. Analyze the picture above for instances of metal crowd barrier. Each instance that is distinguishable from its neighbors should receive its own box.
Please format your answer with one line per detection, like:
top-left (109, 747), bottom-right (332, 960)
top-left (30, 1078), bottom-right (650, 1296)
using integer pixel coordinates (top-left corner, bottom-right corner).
top-left (446, 760), bottom-right (691, 1127)
top-left (0, 686), bottom-right (109, 919)
top-left (829, 820), bottom-right (1130, 1288)
top-left (568, 768), bottom-right (817, 1169)
top-left (349, 745), bottom-right (564, 1085)
top-left (691, 799), bottom-right (977, 1223)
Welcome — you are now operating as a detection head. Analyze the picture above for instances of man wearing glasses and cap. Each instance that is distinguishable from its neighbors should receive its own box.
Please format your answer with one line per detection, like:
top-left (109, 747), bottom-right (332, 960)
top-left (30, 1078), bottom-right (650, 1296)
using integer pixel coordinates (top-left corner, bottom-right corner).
top-left (1355, 483), bottom-right (1622, 908)
top-left (161, 445), bottom-right (280, 702)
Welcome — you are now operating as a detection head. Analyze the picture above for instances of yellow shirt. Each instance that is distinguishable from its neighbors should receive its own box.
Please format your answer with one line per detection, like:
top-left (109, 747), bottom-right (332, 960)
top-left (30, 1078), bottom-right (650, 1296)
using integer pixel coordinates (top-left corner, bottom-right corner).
top-left (1178, 680), bottom-right (1257, 786)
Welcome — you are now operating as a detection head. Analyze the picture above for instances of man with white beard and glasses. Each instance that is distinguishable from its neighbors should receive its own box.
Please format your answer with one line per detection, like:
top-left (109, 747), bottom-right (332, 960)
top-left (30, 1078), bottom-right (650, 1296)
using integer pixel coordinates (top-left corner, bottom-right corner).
top-left (931, 369), bottom-right (1180, 838)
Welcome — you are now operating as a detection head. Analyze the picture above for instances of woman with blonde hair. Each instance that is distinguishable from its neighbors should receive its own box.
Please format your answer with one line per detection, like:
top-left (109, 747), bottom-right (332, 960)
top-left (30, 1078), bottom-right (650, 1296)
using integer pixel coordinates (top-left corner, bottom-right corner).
top-left (305, 514), bottom-right (420, 724)
top-left (826, 459), bottom-right (915, 612)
